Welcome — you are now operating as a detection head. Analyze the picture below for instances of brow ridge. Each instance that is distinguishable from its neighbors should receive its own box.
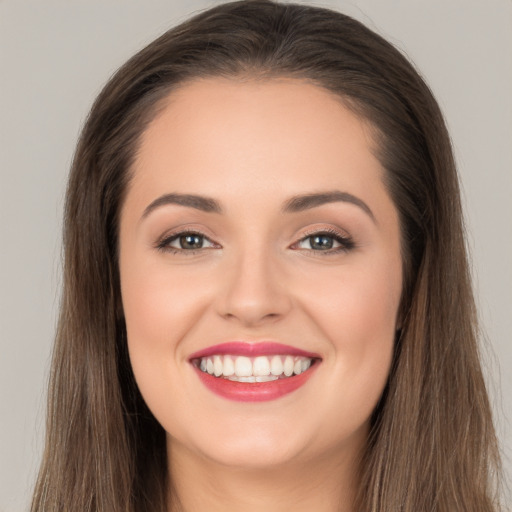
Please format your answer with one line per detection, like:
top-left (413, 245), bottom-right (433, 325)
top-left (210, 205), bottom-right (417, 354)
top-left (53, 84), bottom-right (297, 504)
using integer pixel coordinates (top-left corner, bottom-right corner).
top-left (142, 193), bottom-right (222, 218)
top-left (141, 190), bottom-right (374, 222)
top-left (282, 191), bottom-right (375, 221)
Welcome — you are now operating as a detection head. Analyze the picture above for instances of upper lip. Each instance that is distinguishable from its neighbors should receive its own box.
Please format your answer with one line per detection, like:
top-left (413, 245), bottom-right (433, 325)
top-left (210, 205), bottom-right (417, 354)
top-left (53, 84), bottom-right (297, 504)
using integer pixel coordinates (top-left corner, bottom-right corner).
top-left (188, 342), bottom-right (321, 360)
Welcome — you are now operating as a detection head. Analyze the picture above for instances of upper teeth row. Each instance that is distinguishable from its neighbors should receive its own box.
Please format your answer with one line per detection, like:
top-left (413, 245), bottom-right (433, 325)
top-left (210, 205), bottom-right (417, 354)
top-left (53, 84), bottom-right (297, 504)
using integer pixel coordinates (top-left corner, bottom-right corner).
top-left (199, 355), bottom-right (312, 378)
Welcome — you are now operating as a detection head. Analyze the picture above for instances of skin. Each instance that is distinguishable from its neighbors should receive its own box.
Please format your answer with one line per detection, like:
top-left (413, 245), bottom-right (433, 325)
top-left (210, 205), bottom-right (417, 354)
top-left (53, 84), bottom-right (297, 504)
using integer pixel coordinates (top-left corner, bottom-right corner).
top-left (119, 77), bottom-right (403, 512)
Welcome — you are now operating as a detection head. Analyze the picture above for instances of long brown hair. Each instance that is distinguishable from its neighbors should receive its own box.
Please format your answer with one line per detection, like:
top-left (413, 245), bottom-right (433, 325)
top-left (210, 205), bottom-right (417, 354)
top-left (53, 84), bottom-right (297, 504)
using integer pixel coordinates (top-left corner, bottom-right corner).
top-left (31, 1), bottom-right (503, 510)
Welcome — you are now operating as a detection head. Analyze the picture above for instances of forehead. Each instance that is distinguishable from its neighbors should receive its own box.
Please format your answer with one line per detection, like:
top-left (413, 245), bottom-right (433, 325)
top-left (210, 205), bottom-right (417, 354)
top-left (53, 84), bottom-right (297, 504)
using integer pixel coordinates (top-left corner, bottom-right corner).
top-left (129, 77), bottom-right (386, 211)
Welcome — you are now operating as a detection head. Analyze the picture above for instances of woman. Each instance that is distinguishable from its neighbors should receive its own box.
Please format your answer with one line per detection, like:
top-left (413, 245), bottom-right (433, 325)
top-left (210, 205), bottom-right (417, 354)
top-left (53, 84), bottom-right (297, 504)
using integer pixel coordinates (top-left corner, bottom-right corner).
top-left (31, 1), bottom-right (503, 511)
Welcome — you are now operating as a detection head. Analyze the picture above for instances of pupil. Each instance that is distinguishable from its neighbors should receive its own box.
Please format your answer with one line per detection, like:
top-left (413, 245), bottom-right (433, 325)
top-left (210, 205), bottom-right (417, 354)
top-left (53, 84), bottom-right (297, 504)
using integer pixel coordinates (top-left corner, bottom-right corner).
top-left (311, 235), bottom-right (333, 250)
top-left (180, 234), bottom-right (203, 249)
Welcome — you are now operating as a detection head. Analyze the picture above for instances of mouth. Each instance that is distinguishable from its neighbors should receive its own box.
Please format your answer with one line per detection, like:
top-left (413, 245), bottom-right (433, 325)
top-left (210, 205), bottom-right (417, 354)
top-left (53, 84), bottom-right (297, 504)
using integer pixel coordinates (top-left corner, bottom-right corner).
top-left (193, 354), bottom-right (315, 381)
top-left (189, 342), bottom-right (321, 402)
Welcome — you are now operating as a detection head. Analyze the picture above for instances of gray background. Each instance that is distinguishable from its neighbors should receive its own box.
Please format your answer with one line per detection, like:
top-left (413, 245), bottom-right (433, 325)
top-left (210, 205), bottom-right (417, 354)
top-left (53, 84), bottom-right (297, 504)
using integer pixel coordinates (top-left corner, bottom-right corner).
top-left (1, 0), bottom-right (510, 510)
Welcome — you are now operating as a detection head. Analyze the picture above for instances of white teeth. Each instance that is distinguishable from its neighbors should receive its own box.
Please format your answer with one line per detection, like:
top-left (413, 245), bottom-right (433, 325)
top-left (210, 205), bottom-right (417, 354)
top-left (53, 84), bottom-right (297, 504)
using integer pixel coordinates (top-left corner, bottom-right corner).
top-left (270, 355), bottom-right (283, 376)
top-left (223, 356), bottom-right (235, 376)
top-left (234, 356), bottom-right (252, 377)
top-left (229, 376), bottom-right (254, 382)
top-left (198, 354), bottom-right (315, 380)
top-left (283, 356), bottom-right (294, 377)
top-left (255, 375), bottom-right (278, 382)
top-left (253, 356), bottom-right (270, 376)
top-left (213, 355), bottom-right (223, 377)
top-left (228, 375), bottom-right (279, 383)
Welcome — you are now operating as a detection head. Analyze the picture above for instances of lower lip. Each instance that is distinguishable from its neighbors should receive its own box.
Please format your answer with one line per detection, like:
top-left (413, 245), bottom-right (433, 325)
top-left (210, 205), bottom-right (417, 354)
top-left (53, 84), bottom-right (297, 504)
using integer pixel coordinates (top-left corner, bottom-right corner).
top-left (193, 364), bottom-right (319, 402)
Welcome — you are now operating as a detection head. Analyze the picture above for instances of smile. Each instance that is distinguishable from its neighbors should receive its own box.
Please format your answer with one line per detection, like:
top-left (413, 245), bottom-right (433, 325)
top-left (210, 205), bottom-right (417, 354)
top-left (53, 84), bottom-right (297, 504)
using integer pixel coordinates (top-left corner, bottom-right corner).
top-left (195, 354), bottom-right (313, 381)
top-left (189, 342), bottom-right (321, 402)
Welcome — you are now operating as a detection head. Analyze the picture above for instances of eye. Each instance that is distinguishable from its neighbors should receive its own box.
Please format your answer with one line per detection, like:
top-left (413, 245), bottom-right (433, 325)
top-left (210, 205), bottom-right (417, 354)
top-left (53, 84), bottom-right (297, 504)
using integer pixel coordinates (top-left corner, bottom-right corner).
top-left (157, 231), bottom-right (217, 252)
top-left (293, 230), bottom-right (354, 253)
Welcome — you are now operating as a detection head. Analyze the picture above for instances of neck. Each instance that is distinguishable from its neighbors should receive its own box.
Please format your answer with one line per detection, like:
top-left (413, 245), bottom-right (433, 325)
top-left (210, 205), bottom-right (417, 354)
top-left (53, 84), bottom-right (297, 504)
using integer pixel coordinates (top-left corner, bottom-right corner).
top-left (166, 439), bottom-right (361, 512)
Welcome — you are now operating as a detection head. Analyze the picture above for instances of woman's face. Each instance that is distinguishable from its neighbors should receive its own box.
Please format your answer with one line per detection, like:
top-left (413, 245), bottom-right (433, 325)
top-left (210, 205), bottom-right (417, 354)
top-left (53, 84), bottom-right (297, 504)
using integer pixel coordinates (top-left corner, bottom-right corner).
top-left (119, 78), bottom-right (402, 470)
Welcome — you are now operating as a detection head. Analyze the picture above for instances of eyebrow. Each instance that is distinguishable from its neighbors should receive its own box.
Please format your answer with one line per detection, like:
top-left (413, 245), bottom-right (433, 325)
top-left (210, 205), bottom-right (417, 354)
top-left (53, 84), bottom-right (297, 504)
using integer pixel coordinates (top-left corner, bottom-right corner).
top-left (282, 191), bottom-right (375, 222)
top-left (142, 193), bottom-right (223, 218)
top-left (141, 190), bottom-right (375, 222)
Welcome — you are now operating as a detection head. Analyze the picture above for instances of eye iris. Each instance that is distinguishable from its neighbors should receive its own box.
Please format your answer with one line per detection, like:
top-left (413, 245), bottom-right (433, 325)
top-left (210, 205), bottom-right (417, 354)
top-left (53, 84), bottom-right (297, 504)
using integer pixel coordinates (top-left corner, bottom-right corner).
top-left (310, 235), bottom-right (334, 250)
top-left (180, 234), bottom-right (203, 249)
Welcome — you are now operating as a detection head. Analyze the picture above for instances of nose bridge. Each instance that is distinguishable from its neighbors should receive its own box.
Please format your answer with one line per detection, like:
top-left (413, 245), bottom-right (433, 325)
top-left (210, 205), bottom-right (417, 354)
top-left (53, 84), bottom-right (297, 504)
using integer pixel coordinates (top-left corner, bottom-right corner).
top-left (217, 238), bottom-right (291, 326)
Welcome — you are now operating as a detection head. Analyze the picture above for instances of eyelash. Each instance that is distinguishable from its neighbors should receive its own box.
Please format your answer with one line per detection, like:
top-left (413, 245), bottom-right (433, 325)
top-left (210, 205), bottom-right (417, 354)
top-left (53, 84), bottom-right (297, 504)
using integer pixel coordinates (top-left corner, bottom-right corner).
top-left (291, 228), bottom-right (355, 255)
top-left (155, 228), bottom-right (355, 255)
top-left (155, 231), bottom-right (218, 255)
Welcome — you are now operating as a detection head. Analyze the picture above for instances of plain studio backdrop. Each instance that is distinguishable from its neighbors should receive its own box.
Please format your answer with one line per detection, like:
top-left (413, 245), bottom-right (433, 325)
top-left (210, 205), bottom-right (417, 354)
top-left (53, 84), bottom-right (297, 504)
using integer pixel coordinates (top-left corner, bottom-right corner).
top-left (0, 0), bottom-right (510, 510)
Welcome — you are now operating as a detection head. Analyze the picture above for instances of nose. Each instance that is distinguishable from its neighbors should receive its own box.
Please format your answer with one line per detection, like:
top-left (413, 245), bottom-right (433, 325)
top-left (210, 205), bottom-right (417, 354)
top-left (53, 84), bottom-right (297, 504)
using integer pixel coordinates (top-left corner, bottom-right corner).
top-left (216, 248), bottom-right (292, 327)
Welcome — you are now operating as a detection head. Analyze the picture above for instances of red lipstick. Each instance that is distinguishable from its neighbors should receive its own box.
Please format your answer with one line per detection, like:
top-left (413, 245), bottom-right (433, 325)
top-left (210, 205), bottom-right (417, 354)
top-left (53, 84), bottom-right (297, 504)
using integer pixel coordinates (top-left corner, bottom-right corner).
top-left (189, 342), bottom-right (321, 402)
top-left (188, 342), bottom-right (320, 360)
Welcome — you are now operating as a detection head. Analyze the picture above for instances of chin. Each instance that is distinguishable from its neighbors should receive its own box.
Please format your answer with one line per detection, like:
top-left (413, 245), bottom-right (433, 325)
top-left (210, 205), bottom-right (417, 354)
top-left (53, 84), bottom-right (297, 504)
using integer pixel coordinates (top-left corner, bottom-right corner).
top-left (168, 415), bottom-right (314, 470)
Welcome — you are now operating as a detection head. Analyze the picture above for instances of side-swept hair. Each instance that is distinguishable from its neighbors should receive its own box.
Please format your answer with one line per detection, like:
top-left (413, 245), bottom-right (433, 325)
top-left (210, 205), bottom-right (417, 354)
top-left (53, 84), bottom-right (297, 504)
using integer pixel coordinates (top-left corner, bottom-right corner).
top-left (31, 1), bottom-right (502, 510)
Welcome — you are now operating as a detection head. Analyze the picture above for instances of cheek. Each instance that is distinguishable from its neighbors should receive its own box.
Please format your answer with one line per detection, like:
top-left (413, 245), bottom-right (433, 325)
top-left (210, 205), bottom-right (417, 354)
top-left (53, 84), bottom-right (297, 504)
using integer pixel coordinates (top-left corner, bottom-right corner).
top-left (302, 256), bottom-right (401, 340)
top-left (119, 258), bottom-right (210, 431)
top-left (299, 257), bottom-right (400, 416)
top-left (121, 255), bottom-right (213, 351)
top-left (119, 251), bottom-right (225, 418)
